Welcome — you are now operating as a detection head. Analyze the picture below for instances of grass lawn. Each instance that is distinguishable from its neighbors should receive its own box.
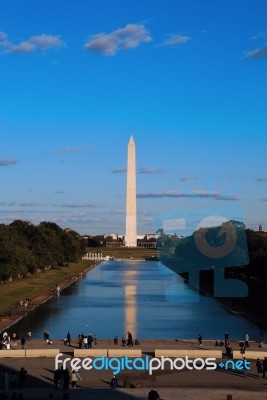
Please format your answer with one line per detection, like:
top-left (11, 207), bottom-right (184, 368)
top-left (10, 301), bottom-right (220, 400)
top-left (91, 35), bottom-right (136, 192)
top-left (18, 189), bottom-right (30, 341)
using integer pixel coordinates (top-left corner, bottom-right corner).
top-left (0, 248), bottom-right (158, 321)
top-left (86, 247), bottom-right (158, 259)
top-left (0, 260), bottom-right (93, 315)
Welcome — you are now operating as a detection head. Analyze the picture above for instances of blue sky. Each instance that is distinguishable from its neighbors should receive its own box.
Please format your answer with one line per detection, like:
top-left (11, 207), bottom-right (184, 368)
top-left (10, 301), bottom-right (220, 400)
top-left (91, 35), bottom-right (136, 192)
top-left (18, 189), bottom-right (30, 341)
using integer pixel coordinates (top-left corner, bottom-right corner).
top-left (0, 0), bottom-right (267, 235)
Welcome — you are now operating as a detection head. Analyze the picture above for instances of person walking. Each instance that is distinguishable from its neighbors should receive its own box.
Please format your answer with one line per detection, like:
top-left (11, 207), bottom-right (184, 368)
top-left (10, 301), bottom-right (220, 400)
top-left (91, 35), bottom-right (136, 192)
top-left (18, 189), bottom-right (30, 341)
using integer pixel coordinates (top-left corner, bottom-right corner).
top-left (110, 375), bottom-right (118, 388)
top-left (127, 332), bottom-right (133, 347)
top-left (148, 389), bottom-right (160, 399)
top-left (224, 331), bottom-right (229, 347)
top-left (197, 334), bottom-right (203, 347)
top-left (256, 358), bottom-right (263, 379)
top-left (83, 336), bottom-right (88, 349)
top-left (20, 337), bottom-right (26, 349)
top-left (18, 367), bottom-right (27, 389)
top-left (245, 333), bottom-right (249, 346)
top-left (71, 370), bottom-right (77, 388)
top-left (243, 357), bottom-right (248, 378)
top-left (66, 332), bottom-right (71, 346)
top-left (88, 333), bottom-right (94, 348)
top-left (262, 357), bottom-right (267, 378)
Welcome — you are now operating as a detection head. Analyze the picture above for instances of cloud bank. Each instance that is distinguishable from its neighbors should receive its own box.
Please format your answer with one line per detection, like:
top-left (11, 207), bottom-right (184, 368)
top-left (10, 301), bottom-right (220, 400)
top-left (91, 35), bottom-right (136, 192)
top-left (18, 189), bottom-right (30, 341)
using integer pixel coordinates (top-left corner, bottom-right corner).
top-left (255, 177), bottom-right (267, 182)
top-left (84, 23), bottom-right (152, 56)
top-left (0, 32), bottom-right (64, 54)
top-left (59, 203), bottom-right (103, 208)
top-left (0, 158), bottom-right (18, 166)
top-left (137, 190), bottom-right (239, 201)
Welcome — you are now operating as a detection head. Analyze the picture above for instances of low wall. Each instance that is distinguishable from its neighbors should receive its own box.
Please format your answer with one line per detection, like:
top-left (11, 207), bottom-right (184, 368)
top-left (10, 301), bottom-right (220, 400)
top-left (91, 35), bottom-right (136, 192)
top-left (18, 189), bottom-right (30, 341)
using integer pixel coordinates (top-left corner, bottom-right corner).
top-left (188, 350), bottom-right (223, 358)
top-left (0, 349), bottom-right (26, 358)
top-left (74, 349), bottom-right (108, 358)
top-left (155, 349), bottom-right (189, 358)
top-left (25, 349), bottom-right (60, 358)
top-left (108, 348), bottom-right (142, 358)
top-left (155, 349), bottom-right (223, 358)
top-left (232, 350), bottom-right (267, 360)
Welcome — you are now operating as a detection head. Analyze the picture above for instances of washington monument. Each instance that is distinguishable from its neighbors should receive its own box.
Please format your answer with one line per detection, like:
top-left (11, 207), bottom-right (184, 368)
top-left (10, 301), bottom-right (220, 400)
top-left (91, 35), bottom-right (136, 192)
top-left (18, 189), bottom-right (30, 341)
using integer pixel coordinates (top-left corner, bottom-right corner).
top-left (125, 135), bottom-right (137, 247)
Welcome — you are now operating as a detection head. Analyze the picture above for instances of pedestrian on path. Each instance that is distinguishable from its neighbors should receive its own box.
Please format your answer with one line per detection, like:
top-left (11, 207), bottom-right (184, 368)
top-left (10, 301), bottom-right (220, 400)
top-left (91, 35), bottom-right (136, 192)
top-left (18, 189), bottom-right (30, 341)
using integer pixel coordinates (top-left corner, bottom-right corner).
top-left (66, 331), bottom-right (71, 346)
top-left (256, 358), bottom-right (263, 379)
top-left (262, 357), bottom-right (267, 378)
top-left (18, 367), bottom-right (27, 389)
top-left (148, 389), bottom-right (160, 399)
top-left (110, 375), bottom-right (118, 388)
top-left (224, 331), bottom-right (229, 346)
top-left (243, 357), bottom-right (248, 378)
top-left (197, 334), bottom-right (202, 347)
top-left (71, 370), bottom-right (77, 388)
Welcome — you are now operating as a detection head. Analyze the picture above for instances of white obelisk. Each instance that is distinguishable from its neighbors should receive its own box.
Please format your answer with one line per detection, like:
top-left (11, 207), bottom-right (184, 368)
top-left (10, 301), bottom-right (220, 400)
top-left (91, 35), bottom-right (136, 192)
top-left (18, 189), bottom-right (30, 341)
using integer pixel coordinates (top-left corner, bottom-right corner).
top-left (125, 135), bottom-right (137, 247)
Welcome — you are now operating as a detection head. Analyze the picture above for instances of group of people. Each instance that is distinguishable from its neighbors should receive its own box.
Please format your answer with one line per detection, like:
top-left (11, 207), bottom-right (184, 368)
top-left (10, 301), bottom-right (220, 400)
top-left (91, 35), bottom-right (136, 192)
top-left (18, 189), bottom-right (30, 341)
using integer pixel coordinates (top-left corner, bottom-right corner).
top-left (19, 299), bottom-right (31, 309)
top-left (256, 357), bottom-right (267, 379)
top-left (114, 332), bottom-right (139, 347)
top-left (0, 367), bottom-right (27, 391)
top-left (225, 332), bottom-right (252, 358)
top-left (0, 332), bottom-right (11, 350)
top-left (0, 332), bottom-right (28, 351)
top-left (214, 331), bottom-right (253, 358)
top-left (53, 367), bottom-right (81, 390)
top-left (77, 333), bottom-right (95, 349)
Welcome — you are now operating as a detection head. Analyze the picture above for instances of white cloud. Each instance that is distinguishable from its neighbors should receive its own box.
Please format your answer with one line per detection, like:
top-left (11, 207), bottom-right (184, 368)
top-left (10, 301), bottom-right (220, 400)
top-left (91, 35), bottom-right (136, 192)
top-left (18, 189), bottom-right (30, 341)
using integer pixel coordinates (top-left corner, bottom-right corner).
top-left (0, 158), bottom-right (18, 166)
top-left (0, 201), bottom-right (39, 206)
top-left (0, 32), bottom-right (65, 54)
top-left (255, 177), bottom-right (267, 182)
top-left (109, 209), bottom-right (125, 215)
top-left (112, 167), bottom-right (127, 173)
top-left (179, 176), bottom-right (198, 182)
top-left (163, 218), bottom-right (186, 232)
top-left (85, 33), bottom-right (119, 56)
top-left (192, 189), bottom-right (220, 196)
top-left (196, 215), bottom-right (229, 229)
top-left (251, 30), bottom-right (267, 40)
top-left (84, 23), bottom-right (152, 56)
top-left (29, 34), bottom-right (63, 50)
top-left (137, 190), bottom-right (239, 201)
top-left (59, 203), bottom-right (103, 208)
top-left (139, 167), bottom-right (166, 174)
top-left (11, 41), bottom-right (35, 53)
top-left (59, 146), bottom-right (92, 153)
top-left (163, 34), bottom-right (191, 46)
top-left (245, 47), bottom-right (267, 58)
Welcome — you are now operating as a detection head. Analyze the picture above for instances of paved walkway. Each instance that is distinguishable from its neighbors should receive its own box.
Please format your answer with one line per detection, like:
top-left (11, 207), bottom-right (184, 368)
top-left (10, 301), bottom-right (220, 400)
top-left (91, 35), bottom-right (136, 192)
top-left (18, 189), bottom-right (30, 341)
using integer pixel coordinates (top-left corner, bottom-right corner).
top-left (2, 338), bottom-right (265, 351)
top-left (1, 339), bottom-right (267, 399)
top-left (2, 387), bottom-right (267, 400)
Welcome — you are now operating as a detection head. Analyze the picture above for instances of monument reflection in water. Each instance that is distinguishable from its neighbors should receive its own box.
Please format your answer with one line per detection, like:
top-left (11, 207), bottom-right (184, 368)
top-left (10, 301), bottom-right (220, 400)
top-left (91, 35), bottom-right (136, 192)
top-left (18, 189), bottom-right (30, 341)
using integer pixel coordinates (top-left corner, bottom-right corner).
top-left (12, 260), bottom-right (264, 341)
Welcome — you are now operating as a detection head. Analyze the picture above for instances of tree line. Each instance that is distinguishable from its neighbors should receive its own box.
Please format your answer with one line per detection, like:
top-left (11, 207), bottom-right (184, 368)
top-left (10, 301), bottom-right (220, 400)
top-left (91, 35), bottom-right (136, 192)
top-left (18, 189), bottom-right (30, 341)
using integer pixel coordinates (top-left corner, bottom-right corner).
top-left (160, 221), bottom-right (267, 282)
top-left (0, 220), bottom-right (86, 281)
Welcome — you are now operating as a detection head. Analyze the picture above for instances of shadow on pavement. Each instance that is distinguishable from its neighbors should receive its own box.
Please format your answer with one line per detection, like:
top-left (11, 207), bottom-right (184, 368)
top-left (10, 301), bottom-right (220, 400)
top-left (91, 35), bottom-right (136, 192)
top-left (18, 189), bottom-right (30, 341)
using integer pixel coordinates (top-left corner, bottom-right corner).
top-left (0, 363), bottom-right (150, 399)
